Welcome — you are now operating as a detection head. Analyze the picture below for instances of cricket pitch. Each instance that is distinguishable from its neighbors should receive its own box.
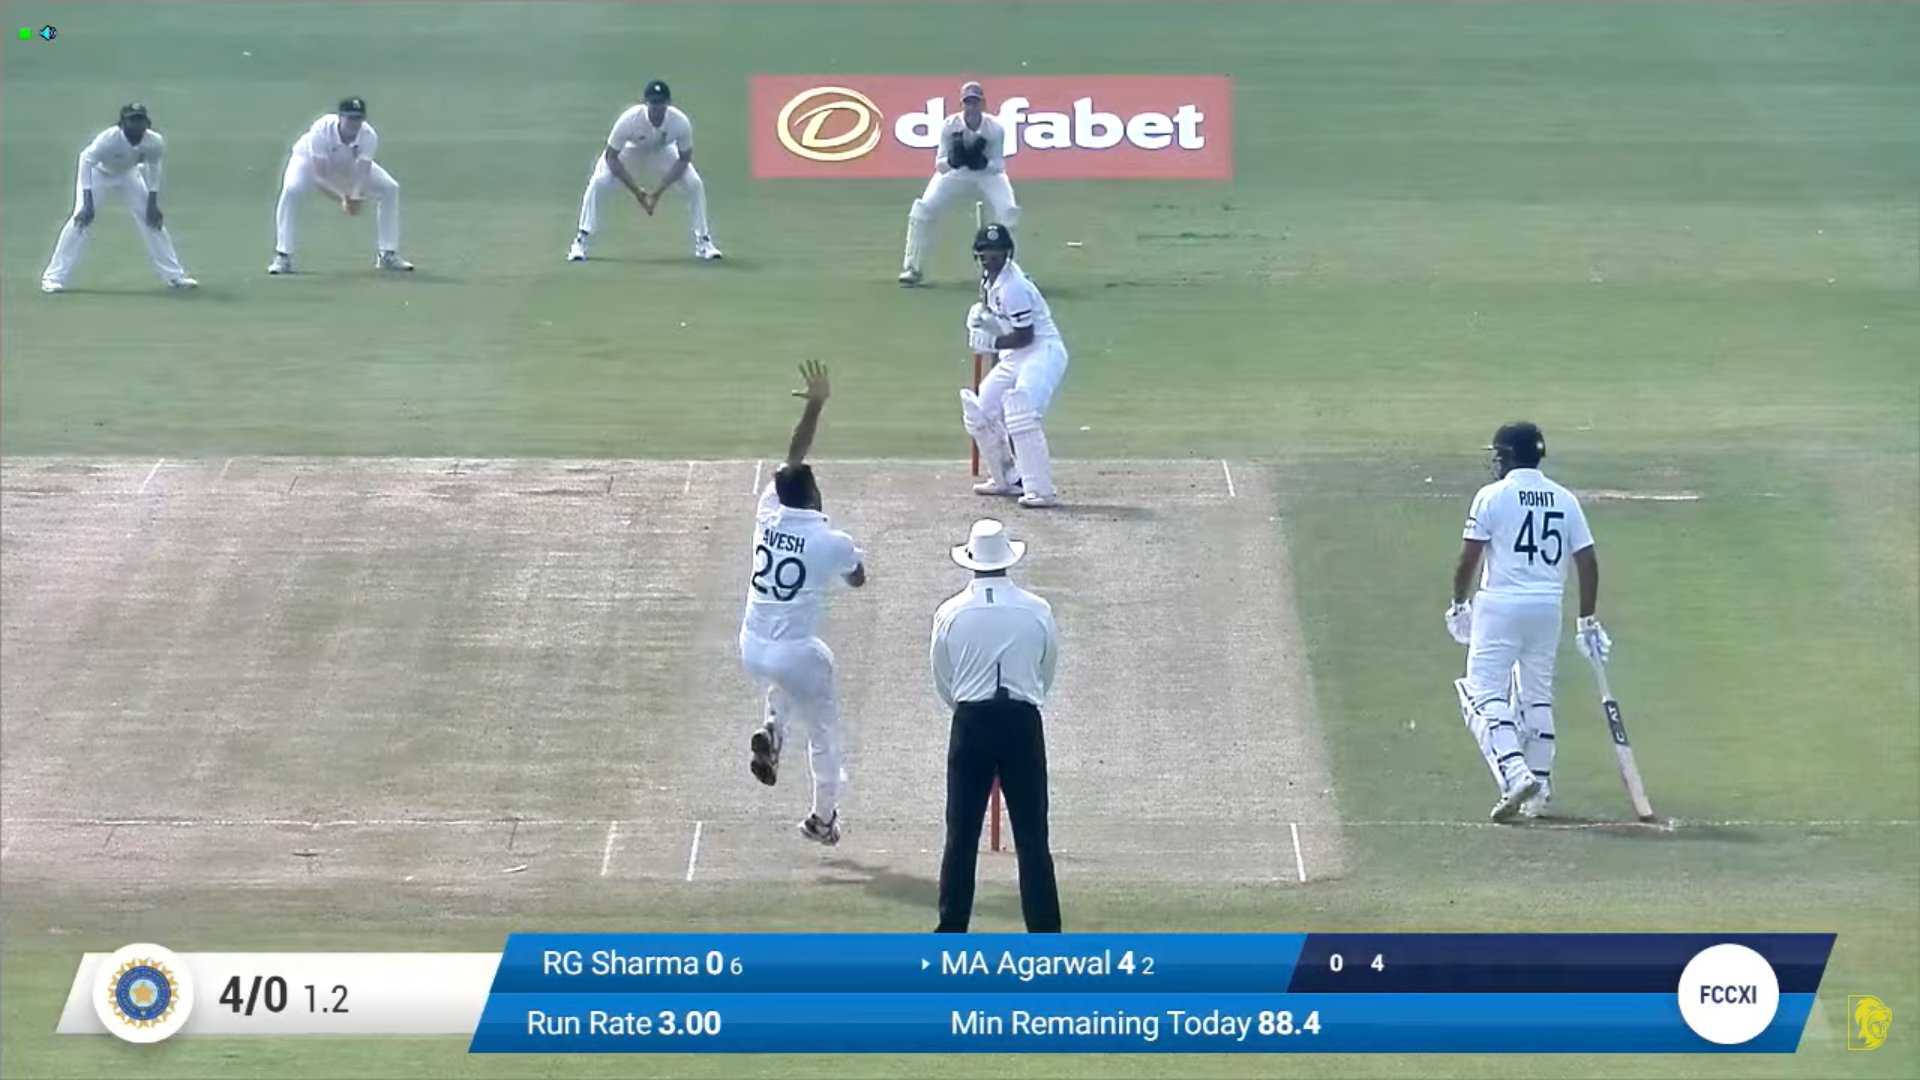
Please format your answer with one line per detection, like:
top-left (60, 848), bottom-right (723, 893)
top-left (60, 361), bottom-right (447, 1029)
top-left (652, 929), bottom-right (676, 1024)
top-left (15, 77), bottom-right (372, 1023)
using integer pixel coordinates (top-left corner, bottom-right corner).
top-left (1, 457), bottom-right (1340, 906)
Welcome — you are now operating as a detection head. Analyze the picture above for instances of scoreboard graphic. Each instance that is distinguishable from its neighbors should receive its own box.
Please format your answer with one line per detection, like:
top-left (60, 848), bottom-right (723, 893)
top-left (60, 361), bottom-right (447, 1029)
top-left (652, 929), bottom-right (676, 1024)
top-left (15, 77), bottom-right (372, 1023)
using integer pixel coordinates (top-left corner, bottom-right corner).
top-left (57, 933), bottom-right (1836, 1053)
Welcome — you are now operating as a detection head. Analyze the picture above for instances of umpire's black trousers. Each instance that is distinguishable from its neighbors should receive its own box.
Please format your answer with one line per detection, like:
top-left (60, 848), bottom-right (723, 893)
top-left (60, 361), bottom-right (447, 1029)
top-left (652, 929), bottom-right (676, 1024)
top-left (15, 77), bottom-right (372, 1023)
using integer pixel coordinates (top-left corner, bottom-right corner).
top-left (935, 689), bottom-right (1061, 933)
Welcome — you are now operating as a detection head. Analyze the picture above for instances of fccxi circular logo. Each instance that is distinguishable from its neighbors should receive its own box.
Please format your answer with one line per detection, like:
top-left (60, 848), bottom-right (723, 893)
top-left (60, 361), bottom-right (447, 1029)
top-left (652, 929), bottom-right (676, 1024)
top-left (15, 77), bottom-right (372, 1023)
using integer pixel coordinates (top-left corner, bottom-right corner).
top-left (1677, 943), bottom-right (1780, 1046)
top-left (93, 943), bottom-right (193, 1043)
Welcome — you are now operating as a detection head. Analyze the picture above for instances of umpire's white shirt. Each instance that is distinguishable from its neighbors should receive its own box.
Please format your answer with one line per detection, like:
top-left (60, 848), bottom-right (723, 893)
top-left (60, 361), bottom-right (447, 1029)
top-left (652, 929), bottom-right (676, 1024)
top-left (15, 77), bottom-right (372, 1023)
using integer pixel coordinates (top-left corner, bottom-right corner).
top-left (930, 578), bottom-right (1058, 709)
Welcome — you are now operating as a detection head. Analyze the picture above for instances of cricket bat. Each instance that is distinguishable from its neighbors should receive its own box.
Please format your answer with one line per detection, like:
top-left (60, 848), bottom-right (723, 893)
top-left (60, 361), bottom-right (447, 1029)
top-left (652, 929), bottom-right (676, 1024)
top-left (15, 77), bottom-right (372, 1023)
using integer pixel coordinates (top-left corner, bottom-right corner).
top-left (1586, 653), bottom-right (1656, 822)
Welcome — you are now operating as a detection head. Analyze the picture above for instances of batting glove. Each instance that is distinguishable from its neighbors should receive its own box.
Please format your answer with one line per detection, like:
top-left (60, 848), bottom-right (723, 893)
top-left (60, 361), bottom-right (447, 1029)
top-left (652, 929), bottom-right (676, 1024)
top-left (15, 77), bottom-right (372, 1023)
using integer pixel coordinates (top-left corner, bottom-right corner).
top-left (967, 327), bottom-right (998, 354)
top-left (1575, 615), bottom-right (1612, 663)
top-left (1444, 601), bottom-right (1473, 646)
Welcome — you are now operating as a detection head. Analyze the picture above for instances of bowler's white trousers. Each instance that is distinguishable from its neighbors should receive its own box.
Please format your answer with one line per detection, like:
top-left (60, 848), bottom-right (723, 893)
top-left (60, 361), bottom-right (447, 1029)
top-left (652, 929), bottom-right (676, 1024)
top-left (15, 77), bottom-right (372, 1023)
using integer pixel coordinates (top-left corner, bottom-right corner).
top-left (738, 629), bottom-right (844, 820)
top-left (42, 167), bottom-right (189, 287)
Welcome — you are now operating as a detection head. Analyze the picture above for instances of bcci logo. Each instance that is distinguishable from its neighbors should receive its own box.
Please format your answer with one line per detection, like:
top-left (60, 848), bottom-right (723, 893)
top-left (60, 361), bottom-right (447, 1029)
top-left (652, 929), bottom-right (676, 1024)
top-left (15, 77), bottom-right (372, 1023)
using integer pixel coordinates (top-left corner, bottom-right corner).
top-left (93, 943), bottom-right (194, 1043)
top-left (1849, 995), bottom-right (1892, 1051)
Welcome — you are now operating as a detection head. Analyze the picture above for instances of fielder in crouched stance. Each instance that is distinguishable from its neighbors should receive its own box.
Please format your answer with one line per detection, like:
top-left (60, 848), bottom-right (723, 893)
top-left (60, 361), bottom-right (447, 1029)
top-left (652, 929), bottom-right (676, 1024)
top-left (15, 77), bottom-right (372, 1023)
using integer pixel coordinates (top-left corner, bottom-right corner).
top-left (41, 103), bottom-right (196, 293)
top-left (569, 80), bottom-right (720, 263)
top-left (962, 224), bottom-right (1069, 508)
top-left (899, 80), bottom-right (1017, 285)
top-left (1446, 422), bottom-right (1611, 821)
top-left (268, 98), bottom-right (412, 274)
top-left (740, 361), bottom-right (867, 845)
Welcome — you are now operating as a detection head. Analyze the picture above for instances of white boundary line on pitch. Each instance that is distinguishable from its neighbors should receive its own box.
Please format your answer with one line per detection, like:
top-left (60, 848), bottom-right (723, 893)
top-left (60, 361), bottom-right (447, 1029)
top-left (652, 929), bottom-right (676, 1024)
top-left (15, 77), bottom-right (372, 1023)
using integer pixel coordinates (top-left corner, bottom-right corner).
top-left (0, 459), bottom-right (1714, 505)
top-left (685, 821), bottom-right (704, 883)
top-left (683, 461), bottom-right (696, 495)
top-left (1288, 822), bottom-right (1306, 883)
top-left (137, 459), bottom-right (165, 494)
top-left (4, 816), bottom-right (1913, 830)
top-left (599, 821), bottom-right (619, 878)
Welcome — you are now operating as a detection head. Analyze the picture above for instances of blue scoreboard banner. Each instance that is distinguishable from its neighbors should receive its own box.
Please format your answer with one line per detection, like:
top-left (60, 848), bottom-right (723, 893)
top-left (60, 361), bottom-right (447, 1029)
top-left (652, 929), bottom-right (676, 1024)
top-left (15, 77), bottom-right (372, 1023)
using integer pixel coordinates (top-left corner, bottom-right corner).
top-left (468, 932), bottom-right (1835, 1053)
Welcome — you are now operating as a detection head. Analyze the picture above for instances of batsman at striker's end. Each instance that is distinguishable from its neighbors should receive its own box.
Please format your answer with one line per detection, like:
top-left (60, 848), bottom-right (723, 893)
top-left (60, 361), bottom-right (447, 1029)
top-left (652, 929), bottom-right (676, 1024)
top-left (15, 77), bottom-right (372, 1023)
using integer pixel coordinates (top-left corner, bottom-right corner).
top-left (961, 224), bottom-right (1070, 509)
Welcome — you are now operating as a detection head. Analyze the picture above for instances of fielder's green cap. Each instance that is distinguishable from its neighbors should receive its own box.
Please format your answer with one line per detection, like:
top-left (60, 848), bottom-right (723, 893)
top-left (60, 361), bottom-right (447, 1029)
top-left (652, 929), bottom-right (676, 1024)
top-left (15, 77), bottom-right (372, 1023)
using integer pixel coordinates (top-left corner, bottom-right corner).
top-left (643, 80), bottom-right (671, 102)
top-left (338, 97), bottom-right (368, 117)
top-left (119, 102), bottom-right (150, 121)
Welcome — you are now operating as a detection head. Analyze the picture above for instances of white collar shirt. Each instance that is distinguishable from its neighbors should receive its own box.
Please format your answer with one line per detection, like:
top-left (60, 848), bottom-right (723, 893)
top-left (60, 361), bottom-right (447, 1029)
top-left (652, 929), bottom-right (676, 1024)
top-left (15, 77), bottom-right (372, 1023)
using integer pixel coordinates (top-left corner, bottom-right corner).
top-left (930, 576), bottom-right (1058, 710)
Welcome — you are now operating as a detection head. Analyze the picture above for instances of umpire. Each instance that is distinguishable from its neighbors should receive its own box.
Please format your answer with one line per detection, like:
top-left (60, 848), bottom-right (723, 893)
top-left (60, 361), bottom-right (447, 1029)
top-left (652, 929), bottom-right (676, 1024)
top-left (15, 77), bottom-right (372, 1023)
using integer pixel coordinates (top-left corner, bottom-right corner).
top-left (929, 519), bottom-right (1061, 933)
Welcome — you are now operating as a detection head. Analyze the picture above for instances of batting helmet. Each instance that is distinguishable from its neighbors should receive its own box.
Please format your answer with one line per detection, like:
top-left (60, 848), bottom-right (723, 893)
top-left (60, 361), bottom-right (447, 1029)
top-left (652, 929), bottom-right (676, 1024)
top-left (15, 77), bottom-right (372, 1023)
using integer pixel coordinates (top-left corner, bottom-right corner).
top-left (1488, 421), bottom-right (1546, 474)
top-left (972, 223), bottom-right (1014, 256)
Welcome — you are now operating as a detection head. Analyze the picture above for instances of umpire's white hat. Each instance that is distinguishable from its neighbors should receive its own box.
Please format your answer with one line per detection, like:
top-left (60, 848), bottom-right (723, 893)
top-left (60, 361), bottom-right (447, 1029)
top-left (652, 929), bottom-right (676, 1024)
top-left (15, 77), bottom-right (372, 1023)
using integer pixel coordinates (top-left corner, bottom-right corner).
top-left (952, 519), bottom-right (1026, 572)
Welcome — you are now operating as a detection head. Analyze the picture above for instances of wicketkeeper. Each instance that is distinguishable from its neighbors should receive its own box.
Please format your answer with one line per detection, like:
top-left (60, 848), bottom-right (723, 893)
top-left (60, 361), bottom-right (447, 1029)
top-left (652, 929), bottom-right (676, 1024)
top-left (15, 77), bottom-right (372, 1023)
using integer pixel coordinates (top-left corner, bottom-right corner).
top-left (899, 81), bottom-right (1019, 286)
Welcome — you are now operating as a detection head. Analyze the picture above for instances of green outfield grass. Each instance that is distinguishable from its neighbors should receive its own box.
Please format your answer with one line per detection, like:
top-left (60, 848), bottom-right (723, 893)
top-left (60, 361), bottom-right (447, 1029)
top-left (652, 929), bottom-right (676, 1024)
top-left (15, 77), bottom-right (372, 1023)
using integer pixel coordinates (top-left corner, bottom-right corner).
top-left (3, 2), bottom-right (1917, 1078)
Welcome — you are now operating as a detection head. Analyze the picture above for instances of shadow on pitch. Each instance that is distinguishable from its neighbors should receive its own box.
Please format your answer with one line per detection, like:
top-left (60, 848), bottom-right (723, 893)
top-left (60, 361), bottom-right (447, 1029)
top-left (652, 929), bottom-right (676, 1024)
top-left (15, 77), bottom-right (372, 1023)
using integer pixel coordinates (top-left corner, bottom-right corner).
top-left (1046, 502), bottom-right (1158, 522)
top-left (1526, 816), bottom-right (1763, 844)
top-left (817, 855), bottom-right (1023, 922)
top-left (577, 253), bottom-right (742, 269)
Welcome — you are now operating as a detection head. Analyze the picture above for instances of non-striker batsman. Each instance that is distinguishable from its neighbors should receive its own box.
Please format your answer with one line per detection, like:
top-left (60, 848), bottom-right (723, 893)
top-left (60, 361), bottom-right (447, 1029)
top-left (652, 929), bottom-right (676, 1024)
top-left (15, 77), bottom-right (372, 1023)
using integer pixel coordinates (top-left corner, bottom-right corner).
top-left (1446, 422), bottom-right (1611, 821)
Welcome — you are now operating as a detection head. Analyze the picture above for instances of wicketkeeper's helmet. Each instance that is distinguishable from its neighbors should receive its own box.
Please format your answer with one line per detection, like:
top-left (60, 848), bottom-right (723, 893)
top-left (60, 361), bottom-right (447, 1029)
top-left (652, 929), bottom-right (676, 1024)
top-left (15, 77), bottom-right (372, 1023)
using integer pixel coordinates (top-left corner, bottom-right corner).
top-left (972, 223), bottom-right (1014, 256)
top-left (1489, 421), bottom-right (1546, 470)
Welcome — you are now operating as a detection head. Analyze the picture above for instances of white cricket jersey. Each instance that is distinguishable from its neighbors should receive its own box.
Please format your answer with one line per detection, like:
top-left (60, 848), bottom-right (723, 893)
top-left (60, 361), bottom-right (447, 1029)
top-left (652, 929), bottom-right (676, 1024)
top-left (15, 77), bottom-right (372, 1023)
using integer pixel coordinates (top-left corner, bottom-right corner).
top-left (987, 260), bottom-right (1063, 348)
top-left (1463, 468), bottom-right (1595, 599)
top-left (78, 126), bottom-right (165, 192)
top-left (930, 578), bottom-right (1058, 709)
top-left (935, 113), bottom-right (1006, 173)
top-left (607, 104), bottom-right (693, 158)
top-left (295, 114), bottom-right (379, 173)
top-left (740, 483), bottom-right (863, 643)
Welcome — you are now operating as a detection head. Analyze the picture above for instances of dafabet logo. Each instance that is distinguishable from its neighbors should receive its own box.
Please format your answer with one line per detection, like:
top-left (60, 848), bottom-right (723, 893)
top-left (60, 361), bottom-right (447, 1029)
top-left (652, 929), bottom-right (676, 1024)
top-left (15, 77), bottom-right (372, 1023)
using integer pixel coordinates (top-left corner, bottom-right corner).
top-left (776, 86), bottom-right (884, 163)
top-left (752, 76), bottom-right (1234, 179)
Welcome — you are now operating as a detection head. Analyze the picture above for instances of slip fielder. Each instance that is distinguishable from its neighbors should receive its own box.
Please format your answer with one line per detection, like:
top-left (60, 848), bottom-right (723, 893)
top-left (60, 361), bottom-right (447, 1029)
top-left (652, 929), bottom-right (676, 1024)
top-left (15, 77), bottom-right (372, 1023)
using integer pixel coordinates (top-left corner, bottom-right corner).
top-left (569, 80), bottom-right (721, 263)
top-left (899, 80), bottom-right (1019, 286)
top-left (1446, 422), bottom-right (1612, 821)
top-left (962, 224), bottom-right (1068, 509)
top-left (41, 103), bottom-right (196, 293)
top-left (268, 98), bottom-right (413, 274)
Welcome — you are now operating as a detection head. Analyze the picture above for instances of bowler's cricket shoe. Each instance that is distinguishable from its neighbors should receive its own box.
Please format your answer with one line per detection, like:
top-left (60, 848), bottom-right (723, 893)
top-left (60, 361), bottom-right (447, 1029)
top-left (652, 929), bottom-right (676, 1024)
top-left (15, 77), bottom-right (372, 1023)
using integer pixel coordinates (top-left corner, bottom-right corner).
top-left (168, 276), bottom-right (199, 290)
top-left (1519, 778), bottom-right (1553, 819)
top-left (694, 235), bottom-right (723, 261)
top-left (376, 251), bottom-right (414, 272)
top-left (897, 267), bottom-right (924, 286)
top-left (40, 281), bottom-right (63, 294)
top-left (798, 812), bottom-right (841, 846)
top-left (973, 478), bottom-right (1023, 498)
top-left (1490, 772), bottom-right (1540, 823)
top-left (567, 240), bottom-right (587, 262)
top-left (267, 253), bottom-right (293, 275)
top-left (749, 725), bottom-right (781, 787)
top-left (1017, 491), bottom-right (1060, 509)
